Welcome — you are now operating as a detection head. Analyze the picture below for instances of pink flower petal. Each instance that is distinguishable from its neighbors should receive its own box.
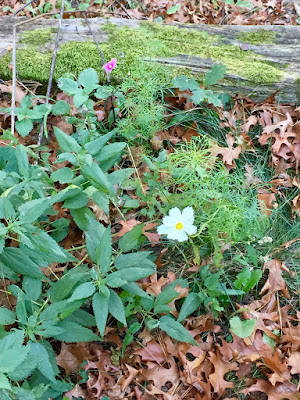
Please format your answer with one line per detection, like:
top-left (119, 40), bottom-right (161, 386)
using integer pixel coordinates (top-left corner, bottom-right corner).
top-left (102, 58), bottom-right (117, 73)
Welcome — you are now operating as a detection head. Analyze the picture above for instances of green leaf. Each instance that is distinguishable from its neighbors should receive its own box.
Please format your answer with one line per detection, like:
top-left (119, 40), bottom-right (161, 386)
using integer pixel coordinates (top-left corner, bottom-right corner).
top-left (54, 127), bottom-right (82, 153)
top-left (17, 198), bottom-right (51, 224)
top-left (57, 77), bottom-right (78, 95)
top-left (71, 207), bottom-right (94, 231)
top-left (172, 75), bottom-right (199, 91)
top-left (177, 293), bottom-right (202, 322)
top-left (167, 3), bottom-right (181, 14)
top-left (0, 307), bottom-right (16, 325)
top-left (63, 192), bottom-right (89, 209)
top-left (204, 63), bottom-right (226, 87)
top-left (53, 320), bottom-right (99, 342)
top-left (122, 283), bottom-right (152, 299)
top-left (0, 373), bottom-right (11, 390)
top-left (0, 197), bottom-right (15, 220)
top-left (52, 100), bottom-right (71, 116)
top-left (118, 224), bottom-right (144, 252)
top-left (95, 143), bottom-right (126, 171)
top-left (48, 267), bottom-right (89, 302)
top-left (96, 226), bottom-right (111, 273)
top-left (109, 168), bottom-right (135, 185)
top-left (229, 316), bottom-right (256, 338)
top-left (68, 282), bottom-right (96, 302)
top-left (93, 292), bottom-right (109, 336)
top-left (51, 167), bottom-right (74, 184)
top-left (108, 289), bottom-right (127, 326)
top-left (30, 342), bottom-right (56, 382)
top-left (81, 162), bottom-right (111, 194)
top-left (7, 352), bottom-right (37, 381)
top-left (106, 267), bottom-right (155, 288)
top-left (78, 68), bottom-right (99, 93)
top-left (16, 118), bottom-right (33, 137)
top-left (84, 131), bottom-right (115, 156)
top-left (73, 89), bottom-right (89, 108)
top-left (0, 248), bottom-right (44, 279)
top-left (159, 316), bottom-right (197, 345)
top-left (15, 145), bottom-right (29, 179)
top-left (154, 286), bottom-right (179, 314)
top-left (92, 191), bottom-right (109, 215)
top-left (122, 322), bottom-right (141, 356)
top-left (86, 217), bottom-right (106, 262)
top-left (0, 331), bottom-right (29, 373)
top-left (66, 309), bottom-right (96, 327)
top-left (115, 251), bottom-right (153, 270)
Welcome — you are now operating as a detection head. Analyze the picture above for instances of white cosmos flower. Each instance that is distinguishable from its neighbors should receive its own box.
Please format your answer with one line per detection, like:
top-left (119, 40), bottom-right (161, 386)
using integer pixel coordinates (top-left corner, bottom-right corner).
top-left (157, 207), bottom-right (197, 242)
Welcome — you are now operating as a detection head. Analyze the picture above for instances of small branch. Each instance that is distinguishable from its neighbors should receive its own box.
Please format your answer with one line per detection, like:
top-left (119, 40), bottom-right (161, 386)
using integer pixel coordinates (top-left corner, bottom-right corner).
top-left (11, 24), bottom-right (16, 137)
top-left (37, 0), bottom-right (66, 148)
top-left (13, 0), bottom-right (39, 16)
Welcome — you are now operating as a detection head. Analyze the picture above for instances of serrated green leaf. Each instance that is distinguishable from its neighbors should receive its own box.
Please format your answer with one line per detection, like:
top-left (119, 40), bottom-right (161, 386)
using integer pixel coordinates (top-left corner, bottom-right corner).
top-left (30, 342), bottom-right (56, 383)
top-left (48, 267), bottom-right (89, 302)
top-left (57, 77), bottom-right (78, 95)
top-left (0, 331), bottom-right (29, 373)
top-left (7, 352), bottom-right (37, 381)
top-left (108, 289), bottom-right (126, 326)
top-left (84, 131), bottom-right (115, 156)
top-left (68, 282), bottom-right (95, 302)
top-left (78, 68), bottom-right (99, 93)
top-left (177, 293), bottom-right (202, 322)
top-left (81, 162), bottom-right (111, 194)
top-left (17, 198), bottom-right (50, 224)
top-left (71, 207), bottom-right (95, 231)
top-left (172, 75), bottom-right (198, 91)
top-left (52, 100), bottom-right (71, 116)
top-left (106, 267), bottom-right (155, 288)
top-left (0, 307), bottom-right (16, 325)
top-left (67, 308), bottom-right (96, 327)
top-left (93, 292), bottom-right (109, 336)
top-left (229, 316), bottom-right (256, 338)
top-left (63, 192), bottom-right (89, 209)
top-left (204, 63), bottom-right (226, 87)
top-left (0, 248), bottom-right (44, 279)
top-left (86, 217), bottom-right (106, 262)
top-left (53, 320), bottom-right (99, 342)
top-left (96, 226), bottom-right (111, 273)
top-left (16, 118), bottom-right (33, 137)
top-left (54, 127), bottom-right (82, 153)
top-left (51, 167), bottom-right (74, 184)
top-left (73, 89), bottom-right (89, 108)
top-left (15, 145), bottom-right (29, 178)
top-left (122, 322), bottom-right (141, 356)
top-left (118, 224), bottom-right (144, 252)
top-left (0, 372), bottom-right (11, 390)
top-left (167, 3), bottom-right (181, 14)
top-left (159, 316), bottom-right (197, 345)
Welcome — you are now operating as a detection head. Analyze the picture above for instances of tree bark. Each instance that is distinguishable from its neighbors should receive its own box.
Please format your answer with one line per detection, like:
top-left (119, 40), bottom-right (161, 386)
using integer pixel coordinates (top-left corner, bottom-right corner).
top-left (0, 16), bottom-right (300, 103)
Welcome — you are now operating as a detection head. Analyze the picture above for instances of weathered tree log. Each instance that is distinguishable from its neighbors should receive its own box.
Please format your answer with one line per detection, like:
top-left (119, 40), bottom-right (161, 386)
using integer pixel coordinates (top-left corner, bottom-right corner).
top-left (0, 16), bottom-right (300, 103)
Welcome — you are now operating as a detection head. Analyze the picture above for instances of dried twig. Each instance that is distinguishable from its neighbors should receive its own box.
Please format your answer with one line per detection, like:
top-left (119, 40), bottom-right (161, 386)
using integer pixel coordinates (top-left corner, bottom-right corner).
top-left (37, 0), bottom-right (66, 148)
top-left (13, 0), bottom-right (39, 16)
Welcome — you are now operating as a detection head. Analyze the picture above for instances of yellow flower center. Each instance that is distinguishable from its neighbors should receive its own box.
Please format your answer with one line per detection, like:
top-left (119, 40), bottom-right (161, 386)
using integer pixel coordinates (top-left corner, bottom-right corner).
top-left (175, 222), bottom-right (184, 230)
top-left (108, 64), bottom-right (113, 69)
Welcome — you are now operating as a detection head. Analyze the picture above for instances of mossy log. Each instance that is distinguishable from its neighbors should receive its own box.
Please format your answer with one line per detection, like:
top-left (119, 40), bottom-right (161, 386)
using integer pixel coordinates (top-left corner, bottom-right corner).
top-left (1, 16), bottom-right (300, 103)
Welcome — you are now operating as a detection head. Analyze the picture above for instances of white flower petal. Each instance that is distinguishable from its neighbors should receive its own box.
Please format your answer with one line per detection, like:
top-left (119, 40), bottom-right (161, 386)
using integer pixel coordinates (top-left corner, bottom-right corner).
top-left (167, 229), bottom-right (188, 242)
top-left (181, 206), bottom-right (195, 224)
top-left (157, 224), bottom-right (173, 235)
top-left (168, 207), bottom-right (182, 220)
top-left (162, 215), bottom-right (177, 227)
top-left (183, 224), bottom-right (197, 235)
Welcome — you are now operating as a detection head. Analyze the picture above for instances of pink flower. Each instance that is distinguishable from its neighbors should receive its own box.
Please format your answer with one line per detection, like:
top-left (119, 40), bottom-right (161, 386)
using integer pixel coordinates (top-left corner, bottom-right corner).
top-left (102, 58), bottom-right (117, 73)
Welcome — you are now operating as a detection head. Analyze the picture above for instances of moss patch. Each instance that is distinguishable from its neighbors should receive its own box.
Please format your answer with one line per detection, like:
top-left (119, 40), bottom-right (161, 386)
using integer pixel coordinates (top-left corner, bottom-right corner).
top-left (236, 30), bottom-right (277, 45)
top-left (0, 22), bottom-right (285, 84)
top-left (20, 28), bottom-right (53, 47)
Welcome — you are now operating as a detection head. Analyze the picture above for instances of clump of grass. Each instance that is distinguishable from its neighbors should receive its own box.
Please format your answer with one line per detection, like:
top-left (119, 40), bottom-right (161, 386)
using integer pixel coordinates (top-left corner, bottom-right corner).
top-left (166, 136), bottom-right (269, 253)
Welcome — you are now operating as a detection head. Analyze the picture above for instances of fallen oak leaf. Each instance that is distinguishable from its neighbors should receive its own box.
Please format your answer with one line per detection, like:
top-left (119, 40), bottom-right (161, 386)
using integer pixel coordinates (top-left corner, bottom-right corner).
top-left (243, 379), bottom-right (298, 400)
top-left (208, 350), bottom-right (238, 395)
top-left (260, 259), bottom-right (290, 298)
top-left (288, 352), bottom-right (300, 374)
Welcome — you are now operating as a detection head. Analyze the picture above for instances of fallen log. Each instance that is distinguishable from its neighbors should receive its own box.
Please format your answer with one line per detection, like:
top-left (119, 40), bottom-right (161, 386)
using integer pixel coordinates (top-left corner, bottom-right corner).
top-left (0, 16), bottom-right (300, 103)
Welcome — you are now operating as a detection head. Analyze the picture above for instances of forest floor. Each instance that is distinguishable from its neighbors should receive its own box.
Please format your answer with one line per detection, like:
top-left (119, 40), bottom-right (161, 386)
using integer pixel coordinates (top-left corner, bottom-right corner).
top-left (0, 1), bottom-right (299, 400)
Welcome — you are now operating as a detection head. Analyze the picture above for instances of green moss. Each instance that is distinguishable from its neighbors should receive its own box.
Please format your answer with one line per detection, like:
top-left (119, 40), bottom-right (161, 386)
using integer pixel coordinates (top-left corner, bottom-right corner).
top-left (0, 22), bottom-right (285, 84)
top-left (237, 30), bottom-right (277, 45)
top-left (20, 28), bottom-right (53, 47)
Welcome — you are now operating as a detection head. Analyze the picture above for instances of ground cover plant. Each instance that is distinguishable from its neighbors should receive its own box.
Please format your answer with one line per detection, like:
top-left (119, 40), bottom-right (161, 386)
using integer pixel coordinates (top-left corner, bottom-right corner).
top-left (0, 1), bottom-right (300, 400)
